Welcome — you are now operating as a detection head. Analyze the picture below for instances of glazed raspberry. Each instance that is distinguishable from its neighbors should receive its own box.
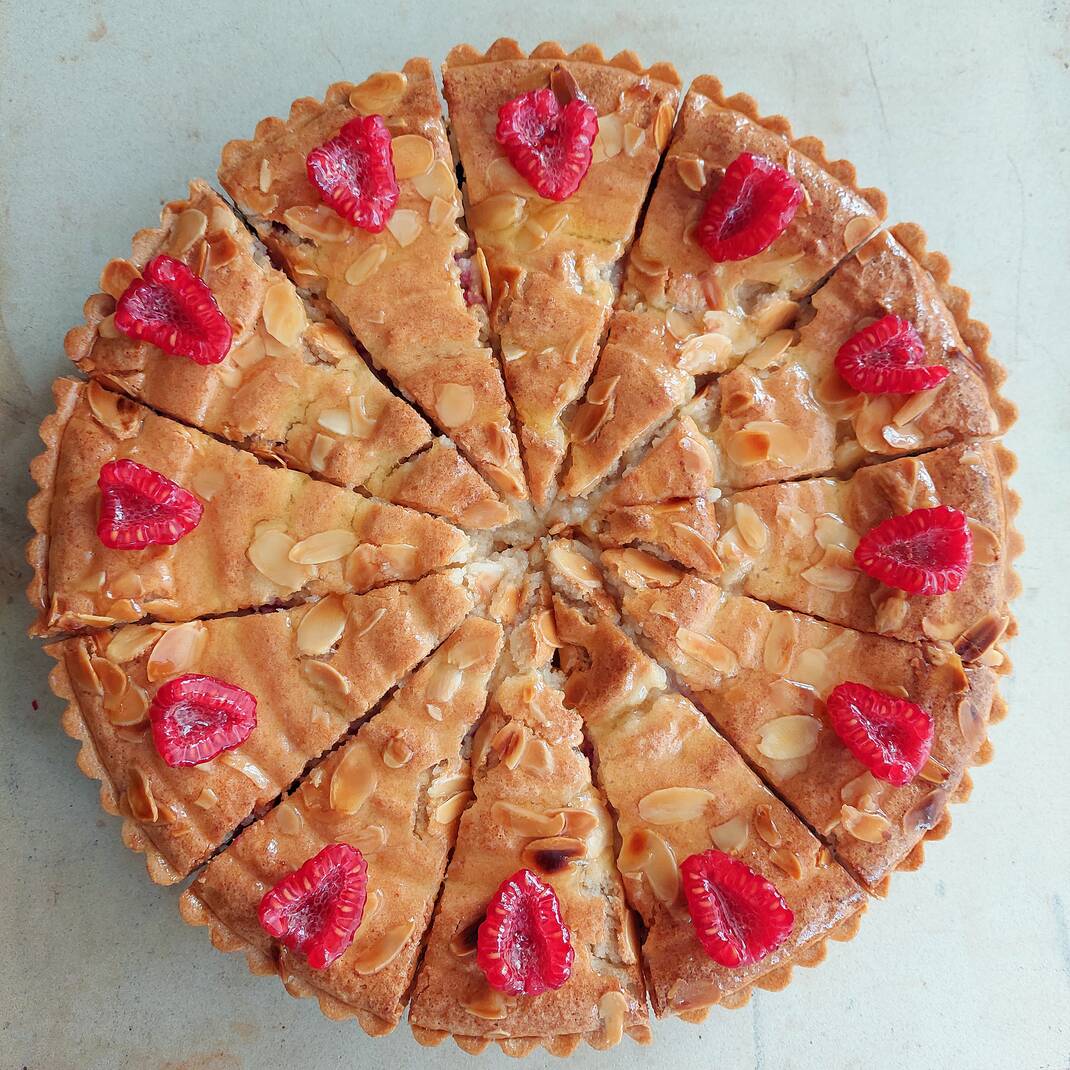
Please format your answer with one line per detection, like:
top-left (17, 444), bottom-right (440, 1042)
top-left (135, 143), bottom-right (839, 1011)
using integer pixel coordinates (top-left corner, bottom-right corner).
top-left (681, 850), bottom-right (794, 967)
top-left (306, 114), bottom-right (399, 231)
top-left (476, 868), bottom-right (574, 995)
top-left (97, 458), bottom-right (204, 550)
top-left (114, 254), bottom-right (233, 365)
top-left (835, 314), bottom-right (951, 394)
top-left (495, 88), bottom-right (599, 202)
top-left (258, 843), bottom-right (368, 970)
top-left (827, 682), bottom-right (934, 786)
top-left (696, 153), bottom-right (803, 262)
top-left (149, 673), bottom-right (257, 768)
top-left (854, 505), bottom-right (973, 596)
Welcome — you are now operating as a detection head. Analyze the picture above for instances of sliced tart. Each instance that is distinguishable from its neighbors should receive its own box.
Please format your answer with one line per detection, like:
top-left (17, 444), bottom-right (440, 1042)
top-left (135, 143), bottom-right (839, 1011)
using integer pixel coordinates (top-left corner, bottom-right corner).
top-left (217, 59), bottom-right (527, 503)
top-left (47, 573), bottom-right (472, 883)
top-left (442, 39), bottom-right (680, 506)
top-left (27, 379), bottom-right (468, 636)
top-left (545, 556), bottom-right (865, 1016)
top-left (408, 667), bottom-right (648, 1055)
top-left (716, 441), bottom-right (1021, 651)
top-left (562, 74), bottom-right (886, 498)
top-left (63, 181), bottom-right (504, 528)
top-left (604, 564), bottom-right (1000, 890)
top-left (179, 616), bottom-right (503, 1035)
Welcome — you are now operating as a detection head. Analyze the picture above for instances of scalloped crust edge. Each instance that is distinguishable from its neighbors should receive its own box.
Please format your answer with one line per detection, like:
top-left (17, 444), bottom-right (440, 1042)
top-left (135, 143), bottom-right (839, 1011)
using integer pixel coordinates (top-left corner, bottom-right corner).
top-left (444, 38), bottom-right (681, 90)
top-left (687, 73), bottom-right (887, 223)
top-left (409, 1017), bottom-right (653, 1057)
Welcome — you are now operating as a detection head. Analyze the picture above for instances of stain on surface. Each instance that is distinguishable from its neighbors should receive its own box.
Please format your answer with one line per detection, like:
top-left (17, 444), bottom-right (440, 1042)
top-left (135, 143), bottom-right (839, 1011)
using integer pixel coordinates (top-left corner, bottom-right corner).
top-left (88, 16), bottom-right (107, 42)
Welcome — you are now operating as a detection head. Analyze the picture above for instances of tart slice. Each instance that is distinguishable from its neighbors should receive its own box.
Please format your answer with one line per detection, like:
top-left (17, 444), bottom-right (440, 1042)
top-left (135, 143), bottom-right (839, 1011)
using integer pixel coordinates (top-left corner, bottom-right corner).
top-left (27, 379), bottom-right (468, 636)
top-left (408, 666), bottom-right (648, 1055)
top-left (46, 572), bottom-right (472, 883)
top-left (546, 564), bottom-right (866, 1016)
top-left (562, 74), bottom-right (886, 498)
top-left (179, 616), bottom-right (503, 1035)
top-left (218, 59), bottom-right (527, 503)
top-left (63, 181), bottom-right (503, 529)
top-left (605, 565), bottom-right (1000, 890)
top-left (716, 441), bottom-right (1021, 652)
top-left (442, 39), bottom-right (681, 506)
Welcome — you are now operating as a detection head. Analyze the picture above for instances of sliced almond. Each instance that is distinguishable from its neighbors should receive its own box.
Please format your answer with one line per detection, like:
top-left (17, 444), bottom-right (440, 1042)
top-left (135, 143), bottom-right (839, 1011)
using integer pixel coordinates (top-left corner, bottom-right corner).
top-left (344, 244), bottom-right (388, 286)
top-left (412, 159), bottom-right (455, 202)
top-left (261, 281), bottom-right (307, 348)
top-left (617, 827), bottom-right (679, 906)
top-left (519, 737), bottom-right (554, 776)
top-left (99, 258), bottom-right (140, 300)
top-left (289, 529), bottom-right (358, 565)
top-left (548, 544), bottom-right (601, 588)
top-left (125, 768), bottom-right (158, 823)
top-left (218, 751), bottom-right (272, 790)
top-left (296, 595), bottom-right (348, 656)
top-left (763, 614), bottom-right (797, 675)
top-left (769, 848), bottom-right (804, 880)
top-left (711, 814), bottom-right (749, 854)
top-left (316, 408), bottom-right (352, 436)
top-left (595, 112), bottom-right (624, 159)
top-left (753, 803), bottom-right (783, 848)
top-left (329, 742), bottom-right (377, 815)
top-left (108, 680), bottom-right (148, 728)
top-left (352, 920), bottom-right (416, 975)
top-left (604, 548), bottom-right (683, 588)
top-left (918, 754), bottom-right (950, 785)
top-left (436, 382), bottom-right (475, 427)
top-left (549, 808), bottom-right (599, 839)
top-left (427, 662), bottom-right (463, 704)
top-left (840, 804), bottom-right (892, 844)
top-left (676, 628), bottom-right (738, 673)
top-left (382, 736), bottom-right (414, 769)
top-left (670, 522), bottom-right (723, 574)
top-left (490, 801), bottom-right (565, 838)
top-left (757, 715), bottom-right (822, 761)
top-left (893, 386), bottom-right (942, 427)
top-left (349, 70), bottom-right (408, 114)
top-left (274, 801), bottom-right (304, 837)
top-left (391, 133), bottom-right (435, 179)
top-left (966, 518), bottom-right (1001, 567)
top-left (283, 204), bottom-right (350, 242)
top-left (427, 772), bottom-right (472, 799)
top-left (598, 990), bottom-right (627, 1048)
top-left (169, 208), bottom-right (208, 258)
top-left (801, 548), bottom-right (859, 593)
top-left (676, 154), bottom-right (706, 192)
top-left (490, 720), bottom-right (529, 770)
top-left (386, 208), bottom-right (423, 248)
top-left (461, 985), bottom-right (508, 1021)
top-left (743, 329), bottom-right (795, 370)
top-left (469, 193), bottom-right (524, 232)
top-left (521, 836), bottom-right (586, 875)
top-left (105, 625), bottom-right (161, 665)
top-left (435, 791), bottom-right (474, 824)
top-left (638, 787), bottom-right (715, 824)
top-left (841, 770), bottom-right (885, 811)
top-left (301, 659), bottom-right (351, 700)
top-left (348, 394), bottom-right (378, 438)
top-left (654, 100), bottom-right (675, 152)
top-left (248, 526), bottom-right (311, 590)
top-left (904, 789), bottom-right (947, 834)
top-left (734, 501), bottom-right (769, 552)
top-left (146, 621), bottom-right (207, 682)
top-left (86, 380), bottom-right (139, 437)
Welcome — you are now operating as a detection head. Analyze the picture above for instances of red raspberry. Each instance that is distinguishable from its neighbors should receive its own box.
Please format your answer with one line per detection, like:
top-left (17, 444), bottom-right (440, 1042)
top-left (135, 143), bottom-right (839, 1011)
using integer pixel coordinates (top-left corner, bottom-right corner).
top-left (476, 868), bottom-right (574, 995)
top-left (495, 88), bottom-right (599, 202)
top-left (826, 682), bottom-right (934, 786)
top-left (854, 505), bottom-right (973, 596)
top-left (681, 850), bottom-right (794, 967)
top-left (149, 673), bottom-right (257, 768)
top-left (696, 153), bottom-right (803, 262)
top-left (258, 843), bottom-right (368, 970)
top-left (97, 458), bottom-right (204, 550)
top-left (114, 254), bottom-right (233, 365)
top-left (835, 314), bottom-right (951, 394)
top-left (306, 115), bottom-right (399, 232)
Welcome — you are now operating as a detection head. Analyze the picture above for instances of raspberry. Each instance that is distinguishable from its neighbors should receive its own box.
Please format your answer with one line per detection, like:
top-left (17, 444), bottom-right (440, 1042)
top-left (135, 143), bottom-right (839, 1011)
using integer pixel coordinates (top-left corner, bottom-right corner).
top-left (149, 673), bottom-right (257, 768)
top-left (854, 505), bottom-right (973, 596)
top-left (258, 843), bottom-right (368, 970)
top-left (495, 88), bottom-right (599, 202)
top-left (696, 152), bottom-right (803, 262)
top-left (114, 254), bottom-right (233, 365)
top-left (680, 850), bottom-right (794, 967)
top-left (97, 459), bottom-right (204, 550)
top-left (476, 868), bottom-right (574, 995)
top-left (826, 682), bottom-right (934, 786)
top-left (835, 314), bottom-right (951, 394)
top-left (306, 114), bottom-right (399, 232)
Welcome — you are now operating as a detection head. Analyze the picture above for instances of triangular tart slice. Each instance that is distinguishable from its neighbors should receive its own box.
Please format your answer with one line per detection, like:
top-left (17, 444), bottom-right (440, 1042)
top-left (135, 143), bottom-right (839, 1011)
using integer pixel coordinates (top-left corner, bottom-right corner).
top-left (562, 74), bottom-right (886, 498)
top-left (218, 59), bottom-right (527, 503)
top-left (547, 567), bottom-right (866, 1018)
top-left (408, 582), bottom-right (648, 1055)
top-left (61, 181), bottom-right (502, 520)
top-left (443, 39), bottom-right (681, 506)
top-left (716, 441), bottom-right (1021, 652)
top-left (27, 379), bottom-right (468, 636)
top-left (47, 572), bottom-right (471, 883)
top-left (605, 564), bottom-right (1000, 890)
top-left (180, 616), bottom-right (503, 1035)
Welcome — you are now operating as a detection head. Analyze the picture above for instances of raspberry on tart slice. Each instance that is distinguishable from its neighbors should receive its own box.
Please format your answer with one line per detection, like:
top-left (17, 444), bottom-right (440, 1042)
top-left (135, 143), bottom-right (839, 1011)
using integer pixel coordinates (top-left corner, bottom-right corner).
top-left (714, 442), bottom-right (1016, 647)
top-left (477, 868), bottom-right (574, 995)
top-left (443, 40), bottom-right (681, 506)
top-left (97, 458), bottom-right (203, 551)
top-left (680, 850), bottom-right (794, 967)
top-left (114, 253), bottom-right (233, 365)
top-left (64, 183), bottom-right (506, 526)
top-left (28, 380), bottom-right (468, 637)
top-left (218, 61), bottom-right (528, 503)
top-left (48, 573), bottom-right (472, 884)
top-left (607, 568), bottom-right (1000, 888)
top-left (854, 505), bottom-right (973, 596)
top-left (696, 153), bottom-right (803, 263)
top-left (181, 617), bottom-right (502, 1033)
top-left (562, 74), bottom-right (885, 500)
top-left (258, 843), bottom-right (369, 970)
top-left (835, 314), bottom-right (950, 395)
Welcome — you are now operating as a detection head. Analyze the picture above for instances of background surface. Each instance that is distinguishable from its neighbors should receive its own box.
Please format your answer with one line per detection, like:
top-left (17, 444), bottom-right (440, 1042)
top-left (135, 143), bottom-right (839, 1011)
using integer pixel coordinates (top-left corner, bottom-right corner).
top-left (1, 2), bottom-right (1068, 1068)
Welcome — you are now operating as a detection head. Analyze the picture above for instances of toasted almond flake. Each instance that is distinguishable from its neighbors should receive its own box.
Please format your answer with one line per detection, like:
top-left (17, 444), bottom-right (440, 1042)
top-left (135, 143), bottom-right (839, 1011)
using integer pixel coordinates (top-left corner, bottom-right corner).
top-left (726, 427), bottom-right (772, 466)
top-left (426, 662), bottom-right (462, 705)
top-left (569, 400), bottom-right (612, 443)
top-left (248, 526), bottom-right (311, 589)
top-left (274, 801), bottom-right (304, 837)
top-left (469, 192), bottom-right (524, 232)
top-left (676, 154), bottom-right (707, 192)
top-left (193, 786), bottom-right (219, 811)
top-left (435, 382), bottom-right (475, 428)
top-left (757, 715), bottom-right (822, 761)
top-left (678, 331), bottom-right (733, 374)
top-left (874, 589), bottom-right (909, 634)
top-left (654, 100), bottom-right (675, 152)
top-left (219, 750), bottom-right (273, 791)
top-left (329, 742), bottom-right (377, 814)
top-left (666, 307), bottom-right (699, 340)
top-left (382, 736), bottom-right (413, 768)
top-left (753, 803), bottom-right (782, 847)
top-left (604, 547), bottom-right (683, 589)
top-left (676, 628), bottom-right (738, 673)
top-left (473, 247), bottom-right (492, 305)
top-left (801, 549), bottom-right (859, 593)
top-left (343, 393), bottom-right (376, 438)
top-left (958, 693), bottom-right (988, 750)
top-left (491, 720), bottom-right (529, 770)
top-left (169, 208), bottom-right (208, 258)
top-left (919, 754), bottom-right (950, 784)
top-left (670, 522), bottom-right (723, 574)
top-left (126, 768), bottom-right (158, 823)
top-left (448, 636), bottom-right (488, 670)
top-left (892, 386), bottom-right (942, 427)
top-left (763, 614), bottom-right (797, 676)
top-left (734, 501), bottom-right (769, 552)
top-left (841, 804), bottom-right (892, 844)
top-left (344, 243), bottom-right (388, 286)
top-left (617, 827), bottom-right (679, 906)
top-left (386, 208), bottom-right (423, 247)
top-left (449, 921), bottom-right (481, 958)
top-left (623, 122), bottom-right (646, 156)
top-left (288, 529), bottom-right (359, 565)
top-left (743, 329), bottom-right (795, 370)
top-left (548, 544), bottom-right (601, 588)
top-left (844, 215), bottom-right (878, 249)
top-left (412, 159), bottom-right (455, 202)
top-left (349, 70), bottom-right (408, 114)
top-left (966, 518), bottom-right (1001, 566)
top-left (146, 621), bottom-right (207, 682)
top-left (99, 258), bottom-right (140, 300)
top-left (283, 204), bottom-right (350, 242)
top-left (348, 825), bottom-right (388, 855)
top-left (427, 772), bottom-right (472, 799)
top-left (301, 659), bottom-right (351, 700)
top-left (711, 815), bottom-right (749, 854)
top-left (435, 791), bottom-right (474, 824)
top-left (67, 646), bottom-right (102, 696)
top-left (745, 420), bottom-right (809, 466)
top-left (86, 380), bottom-right (139, 437)
top-left (490, 801), bottom-right (565, 838)
top-left (459, 498), bottom-right (512, 528)
top-left (191, 465), bottom-right (226, 501)
top-left (461, 985), bottom-right (508, 1021)
top-left (308, 433), bottom-right (335, 472)
top-left (595, 111), bottom-right (624, 158)
top-left (344, 605), bottom-right (383, 641)
top-left (904, 789), bottom-right (947, 834)
top-left (105, 625), bottom-right (160, 664)
top-left (353, 919), bottom-right (416, 975)
top-left (586, 375), bottom-right (620, 406)
top-left (296, 595), bottom-right (348, 656)
top-left (391, 133), bottom-right (435, 179)
top-left (261, 281), bottom-right (307, 348)
top-left (841, 770), bottom-right (885, 810)
top-left (316, 408), bottom-right (351, 436)
top-left (882, 422), bottom-right (923, 449)
top-left (770, 847), bottom-right (804, 880)
top-left (638, 787), bottom-right (715, 824)
top-left (108, 679), bottom-right (148, 727)
top-left (549, 808), bottom-right (598, 839)
top-left (597, 990), bottom-right (627, 1047)
top-left (428, 195), bottom-right (453, 229)
top-left (814, 514), bottom-right (860, 552)
top-left (753, 297), bottom-right (799, 336)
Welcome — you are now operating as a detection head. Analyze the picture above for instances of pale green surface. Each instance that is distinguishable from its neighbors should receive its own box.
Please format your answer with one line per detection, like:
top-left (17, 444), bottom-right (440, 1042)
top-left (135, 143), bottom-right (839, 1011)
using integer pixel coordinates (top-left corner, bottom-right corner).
top-left (0, 1), bottom-right (1068, 1068)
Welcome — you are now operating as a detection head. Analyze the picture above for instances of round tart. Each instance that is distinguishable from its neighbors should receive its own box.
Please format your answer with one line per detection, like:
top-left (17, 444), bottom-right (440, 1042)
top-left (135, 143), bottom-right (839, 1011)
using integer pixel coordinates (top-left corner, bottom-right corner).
top-left (27, 38), bottom-right (1020, 1057)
